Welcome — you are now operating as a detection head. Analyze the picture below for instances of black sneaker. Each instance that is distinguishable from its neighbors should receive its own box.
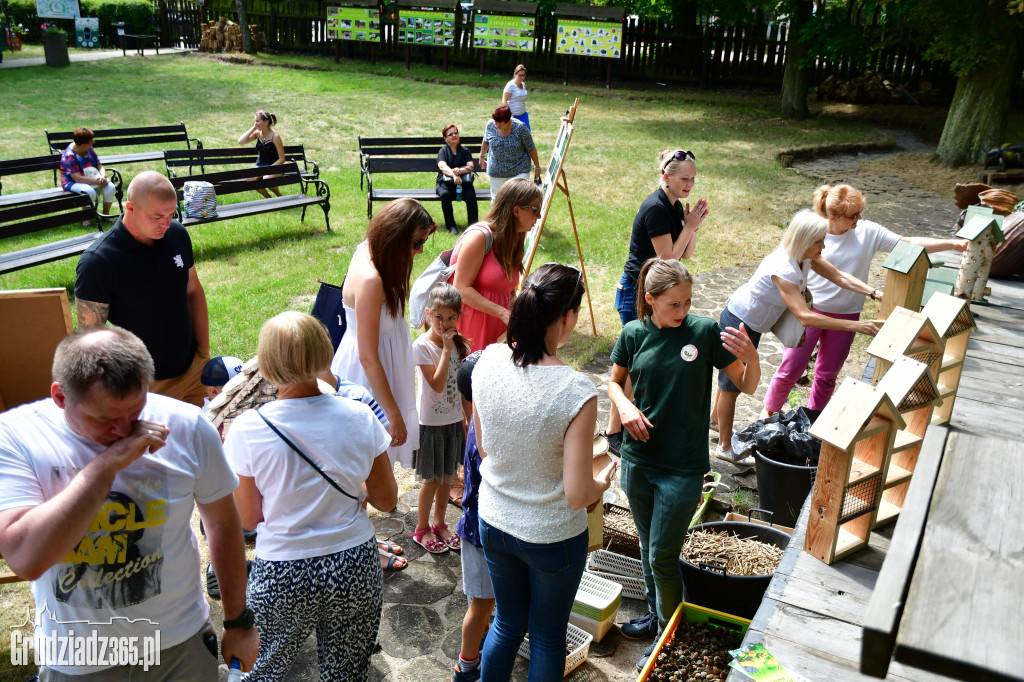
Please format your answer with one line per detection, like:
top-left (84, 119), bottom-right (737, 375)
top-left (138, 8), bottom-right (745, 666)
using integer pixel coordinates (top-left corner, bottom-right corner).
top-left (636, 641), bottom-right (657, 670)
top-left (620, 612), bottom-right (657, 640)
top-left (605, 430), bottom-right (623, 456)
top-left (206, 563), bottom-right (220, 600)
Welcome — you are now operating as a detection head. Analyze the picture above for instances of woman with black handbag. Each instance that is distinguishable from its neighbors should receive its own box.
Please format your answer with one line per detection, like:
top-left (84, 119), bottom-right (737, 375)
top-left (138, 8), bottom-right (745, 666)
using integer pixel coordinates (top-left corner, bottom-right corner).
top-left (437, 124), bottom-right (479, 234)
top-left (224, 311), bottom-right (398, 681)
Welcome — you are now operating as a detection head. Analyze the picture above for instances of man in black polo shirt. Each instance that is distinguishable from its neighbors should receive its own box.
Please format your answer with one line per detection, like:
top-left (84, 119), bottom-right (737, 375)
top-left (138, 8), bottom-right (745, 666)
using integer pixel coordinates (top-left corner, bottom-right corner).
top-left (75, 171), bottom-right (210, 407)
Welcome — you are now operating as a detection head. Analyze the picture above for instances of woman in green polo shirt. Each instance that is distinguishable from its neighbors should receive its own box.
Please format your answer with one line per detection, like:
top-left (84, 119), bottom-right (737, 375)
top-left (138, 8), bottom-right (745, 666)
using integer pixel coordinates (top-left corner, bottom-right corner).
top-left (608, 257), bottom-right (761, 669)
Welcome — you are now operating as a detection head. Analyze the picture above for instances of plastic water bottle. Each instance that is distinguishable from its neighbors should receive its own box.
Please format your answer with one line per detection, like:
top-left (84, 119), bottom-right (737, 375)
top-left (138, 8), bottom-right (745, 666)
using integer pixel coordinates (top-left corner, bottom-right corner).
top-left (226, 658), bottom-right (243, 681)
top-left (456, 183), bottom-right (462, 202)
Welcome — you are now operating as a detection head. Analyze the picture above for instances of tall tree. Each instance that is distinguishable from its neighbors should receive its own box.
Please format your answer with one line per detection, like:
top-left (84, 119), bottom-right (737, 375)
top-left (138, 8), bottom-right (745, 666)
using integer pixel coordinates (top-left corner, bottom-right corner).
top-left (235, 0), bottom-right (254, 54)
top-left (779, 0), bottom-right (813, 119)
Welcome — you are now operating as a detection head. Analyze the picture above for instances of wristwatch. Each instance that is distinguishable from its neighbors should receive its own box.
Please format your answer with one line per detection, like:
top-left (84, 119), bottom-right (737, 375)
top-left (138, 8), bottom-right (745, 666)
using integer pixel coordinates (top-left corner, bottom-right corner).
top-left (223, 607), bottom-right (255, 630)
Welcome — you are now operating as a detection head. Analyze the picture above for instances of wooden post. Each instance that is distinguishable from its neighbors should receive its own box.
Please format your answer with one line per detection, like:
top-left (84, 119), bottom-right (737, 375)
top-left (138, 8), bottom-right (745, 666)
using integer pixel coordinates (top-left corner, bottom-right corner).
top-left (479, 50), bottom-right (485, 76)
top-left (563, 54), bottom-right (569, 85)
top-left (334, 38), bottom-right (340, 63)
top-left (370, 41), bottom-right (376, 65)
top-left (405, 43), bottom-right (410, 69)
top-left (605, 59), bottom-right (611, 88)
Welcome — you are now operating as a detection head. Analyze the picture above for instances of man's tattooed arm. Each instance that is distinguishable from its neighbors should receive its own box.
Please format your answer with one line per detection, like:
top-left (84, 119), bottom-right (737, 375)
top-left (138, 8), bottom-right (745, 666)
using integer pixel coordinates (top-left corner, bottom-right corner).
top-left (75, 298), bottom-right (110, 328)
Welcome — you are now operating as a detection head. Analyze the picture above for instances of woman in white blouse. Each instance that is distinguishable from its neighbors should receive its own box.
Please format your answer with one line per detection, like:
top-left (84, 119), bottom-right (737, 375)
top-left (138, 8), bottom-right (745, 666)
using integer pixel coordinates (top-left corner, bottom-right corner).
top-left (501, 64), bottom-right (530, 130)
top-left (472, 263), bottom-right (616, 682)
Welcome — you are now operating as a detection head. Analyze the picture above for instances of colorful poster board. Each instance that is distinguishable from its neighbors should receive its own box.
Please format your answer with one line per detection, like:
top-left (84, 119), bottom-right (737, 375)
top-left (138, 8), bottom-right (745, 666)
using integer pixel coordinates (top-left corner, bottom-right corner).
top-left (36, 0), bottom-right (79, 19)
top-left (555, 19), bottom-right (621, 58)
top-left (472, 13), bottom-right (535, 52)
top-left (397, 9), bottom-right (455, 46)
top-left (523, 116), bottom-right (573, 270)
top-left (75, 17), bottom-right (98, 47)
top-left (326, 6), bottom-right (381, 42)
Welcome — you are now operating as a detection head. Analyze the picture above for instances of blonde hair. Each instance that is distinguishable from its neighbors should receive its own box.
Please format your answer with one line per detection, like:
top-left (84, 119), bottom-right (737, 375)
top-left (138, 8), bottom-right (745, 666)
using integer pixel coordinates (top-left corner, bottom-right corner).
top-left (780, 209), bottom-right (828, 262)
top-left (657, 148), bottom-right (696, 179)
top-left (482, 178), bottom-right (539, 279)
top-left (635, 258), bottom-right (693, 321)
top-left (814, 184), bottom-right (865, 219)
top-left (257, 311), bottom-right (334, 387)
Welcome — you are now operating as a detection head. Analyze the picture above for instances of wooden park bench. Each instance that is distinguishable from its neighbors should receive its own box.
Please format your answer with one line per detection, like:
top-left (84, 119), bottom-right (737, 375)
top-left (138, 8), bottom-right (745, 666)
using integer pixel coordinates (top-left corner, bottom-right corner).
top-left (0, 154), bottom-right (124, 212)
top-left (358, 135), bottom-right (493, 218)
top-left (0, 193), bottom-right (105, 275)
top-left (119, 33), bottom-right (159, 56)
top-left (164, 145), bottom-right (320, 181)
top-left (168, 162), bottom-right (332, 231)
top-left (45, 122), bottom-right (203, 167)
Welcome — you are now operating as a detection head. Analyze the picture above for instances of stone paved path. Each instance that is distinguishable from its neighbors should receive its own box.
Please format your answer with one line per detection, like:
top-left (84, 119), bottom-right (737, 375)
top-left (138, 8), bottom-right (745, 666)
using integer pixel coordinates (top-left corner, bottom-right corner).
top-left (258, 130), bottom-right (963, 682)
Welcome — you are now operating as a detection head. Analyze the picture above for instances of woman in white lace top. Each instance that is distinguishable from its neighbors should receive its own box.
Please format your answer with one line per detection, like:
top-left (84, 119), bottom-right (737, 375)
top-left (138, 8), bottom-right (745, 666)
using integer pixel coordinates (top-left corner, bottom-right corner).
top-left (472, 263), bottom-right (617, 681)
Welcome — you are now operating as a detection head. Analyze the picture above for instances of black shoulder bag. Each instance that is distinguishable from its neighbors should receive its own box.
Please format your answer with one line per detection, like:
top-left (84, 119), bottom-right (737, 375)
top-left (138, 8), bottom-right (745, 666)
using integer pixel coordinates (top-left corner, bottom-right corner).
top-left (256, 409), bottom-right (360, 502)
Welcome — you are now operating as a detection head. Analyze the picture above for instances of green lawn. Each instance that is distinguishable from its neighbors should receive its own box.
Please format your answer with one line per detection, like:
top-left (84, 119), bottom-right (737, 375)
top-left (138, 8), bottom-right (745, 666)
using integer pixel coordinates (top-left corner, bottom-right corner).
top-left (0, 52), bottom-right (900, 369)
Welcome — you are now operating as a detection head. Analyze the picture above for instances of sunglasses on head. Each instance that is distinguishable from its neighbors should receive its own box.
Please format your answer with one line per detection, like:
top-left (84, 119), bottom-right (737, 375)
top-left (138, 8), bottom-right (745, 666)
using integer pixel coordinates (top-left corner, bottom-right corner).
top-left (662, 149), bottom-right (696, 173)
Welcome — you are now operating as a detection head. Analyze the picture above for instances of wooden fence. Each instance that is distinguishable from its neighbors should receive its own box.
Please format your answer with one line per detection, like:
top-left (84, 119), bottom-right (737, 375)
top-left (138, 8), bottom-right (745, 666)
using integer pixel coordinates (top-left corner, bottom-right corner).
top-left (154, 0), bottom-right (953, 91)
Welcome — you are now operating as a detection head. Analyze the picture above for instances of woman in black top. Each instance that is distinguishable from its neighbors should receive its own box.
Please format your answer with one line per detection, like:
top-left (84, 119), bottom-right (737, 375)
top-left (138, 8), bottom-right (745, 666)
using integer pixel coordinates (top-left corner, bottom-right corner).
top-left (604, 149), bottom-right (709, 453)
top-left (436, 124), bottom-right (478, 234)
top-left (238, 109), bottom-right (285, 198)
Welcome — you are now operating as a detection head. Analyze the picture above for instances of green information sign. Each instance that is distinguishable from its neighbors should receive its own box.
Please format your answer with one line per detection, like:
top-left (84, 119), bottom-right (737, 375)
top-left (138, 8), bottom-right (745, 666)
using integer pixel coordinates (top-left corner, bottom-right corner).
top-left (472, 13), bottom-right (535, 52)
top-left (555, 19), bottom-right (621, 58)
top-left (75, 17), bottom-right (98, 47)
top-left (397, 9), bottom-right (455, 46)
top-left (326, 6), bottom-right (381, 42)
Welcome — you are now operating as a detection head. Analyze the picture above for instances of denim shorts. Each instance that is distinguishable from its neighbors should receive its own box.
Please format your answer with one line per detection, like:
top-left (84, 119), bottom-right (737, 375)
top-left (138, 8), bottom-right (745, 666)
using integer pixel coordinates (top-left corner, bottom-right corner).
top-left (614, 273), bottom-right (638, 326)
top-left (717, 306), bottom-right (762, 393)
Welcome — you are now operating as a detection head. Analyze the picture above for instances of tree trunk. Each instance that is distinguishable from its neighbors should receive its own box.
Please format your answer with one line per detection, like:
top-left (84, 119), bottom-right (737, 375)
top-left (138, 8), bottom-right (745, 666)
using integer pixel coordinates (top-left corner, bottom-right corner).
top-left (936, 28), bottom-right (1023, 165)
top-left (234, 0), bottom-right (254, 54)
top-left (780, 0), bottom-right (812, 119)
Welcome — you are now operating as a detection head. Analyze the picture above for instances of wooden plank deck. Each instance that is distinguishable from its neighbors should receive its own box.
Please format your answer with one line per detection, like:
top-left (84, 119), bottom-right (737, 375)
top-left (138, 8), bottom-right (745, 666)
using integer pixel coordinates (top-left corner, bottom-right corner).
top-left (725, 270), bottom-right (1024, 682)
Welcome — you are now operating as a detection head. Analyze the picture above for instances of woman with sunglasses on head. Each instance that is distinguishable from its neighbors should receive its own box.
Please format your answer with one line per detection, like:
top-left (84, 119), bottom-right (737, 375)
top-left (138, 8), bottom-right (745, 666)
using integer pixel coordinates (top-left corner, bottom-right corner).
top-left (501, 64), bottom-right (531, 130)
top-left (328, 199), bottom-right (437, 572)
top-left (472, 263), bottom-right (617, 682)
top-left (479, 105), bottom-right (541, 195)
top-left (436, 124), bottom-right (478, 235)
top-left (238, 109), bottom-right (286, 198)
top-left (450, 178), bottom-right (541, 352)
top-left (761, 184), bottom-right (968, 417)
top-left (603, 149), bottom-right (709, 456)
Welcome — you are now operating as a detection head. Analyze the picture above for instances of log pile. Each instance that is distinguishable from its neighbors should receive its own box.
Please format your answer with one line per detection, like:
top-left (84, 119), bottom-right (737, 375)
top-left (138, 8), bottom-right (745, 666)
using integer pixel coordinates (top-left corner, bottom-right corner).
top-left (198, 17), bottom-right (267, 53)
top-left (814, 71), bottom-right (945, 106)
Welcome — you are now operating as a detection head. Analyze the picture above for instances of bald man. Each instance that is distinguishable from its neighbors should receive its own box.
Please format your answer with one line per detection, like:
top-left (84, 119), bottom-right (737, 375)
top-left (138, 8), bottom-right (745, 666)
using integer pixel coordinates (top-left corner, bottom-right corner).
top-left (76, 171), bottom-right (210, 407)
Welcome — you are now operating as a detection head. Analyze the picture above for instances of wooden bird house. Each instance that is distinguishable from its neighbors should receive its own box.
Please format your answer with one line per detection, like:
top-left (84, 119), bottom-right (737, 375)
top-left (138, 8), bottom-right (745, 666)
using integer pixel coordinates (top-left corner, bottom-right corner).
top-left (955, 206), bottom-right (1005, 303)
top-left (806, 378), bottom-right (905, 564)
top-left (868, 307), bottom-right (944, 384)
top-left (878, 241), bottom-right (932, 322)
top-left (872, 356), bottom-right (941, 527)
top-left (921, 292), bottom-right (977, 426)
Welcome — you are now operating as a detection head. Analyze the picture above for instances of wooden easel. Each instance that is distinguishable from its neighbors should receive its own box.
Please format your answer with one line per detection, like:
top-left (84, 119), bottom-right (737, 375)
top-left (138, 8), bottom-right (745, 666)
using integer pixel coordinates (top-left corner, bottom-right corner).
top-left (520, 98), bottom-right (596, 334)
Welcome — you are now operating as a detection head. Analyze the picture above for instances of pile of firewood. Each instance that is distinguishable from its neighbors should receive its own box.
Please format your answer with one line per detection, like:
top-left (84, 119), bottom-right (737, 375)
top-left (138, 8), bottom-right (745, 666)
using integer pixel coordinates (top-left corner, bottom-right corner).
top-left (199, 17), bottom-right (267, 53)
top-left (814, 72), bottom-right (944, 106)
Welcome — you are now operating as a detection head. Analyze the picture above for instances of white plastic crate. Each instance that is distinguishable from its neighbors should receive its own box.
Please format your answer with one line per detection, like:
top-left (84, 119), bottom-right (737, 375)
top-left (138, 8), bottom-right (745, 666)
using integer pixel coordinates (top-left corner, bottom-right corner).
top-left (568, 609), bottom-right (616, 642)
top-left (572, 571), bottom-right (622, 621)
top-left (587, 549), bottom-right (646, 601)
top-left (517, 622), bottom-right (593, 677)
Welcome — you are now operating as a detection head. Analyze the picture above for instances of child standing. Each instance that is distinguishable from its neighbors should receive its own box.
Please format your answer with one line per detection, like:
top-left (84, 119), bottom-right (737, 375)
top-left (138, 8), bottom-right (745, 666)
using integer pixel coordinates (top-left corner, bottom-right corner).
top-left (608, 258), bottom-right (761, 669)
top-left (411, 284), bottom-right (469, 554)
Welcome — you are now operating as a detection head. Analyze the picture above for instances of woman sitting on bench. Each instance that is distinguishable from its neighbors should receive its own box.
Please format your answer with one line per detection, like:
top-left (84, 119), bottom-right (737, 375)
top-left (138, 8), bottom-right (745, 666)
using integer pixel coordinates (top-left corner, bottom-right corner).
top-left (238, 109), bottom-right (285, 198)
top-left (60, 127), bottom-right (116, 218)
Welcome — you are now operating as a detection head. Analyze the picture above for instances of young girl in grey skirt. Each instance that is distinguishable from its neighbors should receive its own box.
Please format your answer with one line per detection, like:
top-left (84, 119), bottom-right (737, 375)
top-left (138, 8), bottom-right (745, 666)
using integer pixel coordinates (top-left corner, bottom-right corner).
top-left (411, 284), bottom-right (470, 554)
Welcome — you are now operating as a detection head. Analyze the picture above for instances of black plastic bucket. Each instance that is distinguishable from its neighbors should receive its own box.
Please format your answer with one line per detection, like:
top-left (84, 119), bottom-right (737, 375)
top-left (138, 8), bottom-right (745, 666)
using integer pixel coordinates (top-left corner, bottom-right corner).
top-left (753, 449), bottom-right (816, 528)
top-left (679, 521), bottom-right (791, 619)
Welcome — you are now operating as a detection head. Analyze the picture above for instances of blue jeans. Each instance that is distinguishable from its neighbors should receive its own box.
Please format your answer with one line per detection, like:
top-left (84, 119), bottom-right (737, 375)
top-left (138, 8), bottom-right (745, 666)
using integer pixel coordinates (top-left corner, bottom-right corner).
top-left (479, 517), bottom-right (588, 682)
top-left (615, 272), bottom-right (638, 326)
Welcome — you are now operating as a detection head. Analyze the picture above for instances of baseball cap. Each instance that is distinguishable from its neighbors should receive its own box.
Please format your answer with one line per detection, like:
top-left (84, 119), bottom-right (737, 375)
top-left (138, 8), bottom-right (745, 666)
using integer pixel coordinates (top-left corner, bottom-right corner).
top-left (200, 356), bottom-right (244, 387)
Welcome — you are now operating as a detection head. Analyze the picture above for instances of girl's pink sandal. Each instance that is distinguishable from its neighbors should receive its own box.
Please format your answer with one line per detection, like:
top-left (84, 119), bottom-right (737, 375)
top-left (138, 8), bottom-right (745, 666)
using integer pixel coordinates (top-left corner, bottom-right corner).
top-left (410, 527), bottom-right (448, 554)
top-left (432, 524), bottom-right (461, 551)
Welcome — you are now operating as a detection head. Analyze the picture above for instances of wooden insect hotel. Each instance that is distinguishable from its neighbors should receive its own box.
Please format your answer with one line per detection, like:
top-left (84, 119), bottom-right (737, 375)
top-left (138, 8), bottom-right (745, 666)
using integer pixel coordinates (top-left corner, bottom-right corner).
top-left (805, 378), bottom-right (904, 564)
top-left (877, 241), bottom-right (931, 323)
top-left (867, 307), bottom-right (943, 385)
top-left (954, 206), bottom-right (1004, 303)
top-left (920, 292), bottom-right (976, 426)
top-left (872, 356), bottom-right (941, 528)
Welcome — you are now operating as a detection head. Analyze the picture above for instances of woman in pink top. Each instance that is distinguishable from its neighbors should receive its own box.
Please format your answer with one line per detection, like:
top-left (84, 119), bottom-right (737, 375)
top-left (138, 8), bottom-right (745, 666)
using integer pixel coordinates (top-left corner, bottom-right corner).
top-left (450, 178), bottom-right (541, 351)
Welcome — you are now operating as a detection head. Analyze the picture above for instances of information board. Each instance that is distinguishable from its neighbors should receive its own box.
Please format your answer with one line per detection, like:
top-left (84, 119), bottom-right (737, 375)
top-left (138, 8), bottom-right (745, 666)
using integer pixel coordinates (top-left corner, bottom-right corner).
top-left (472, 13), bottom-right (535, 52)
top-left (555, 19), bottom-right (621, 58)
top-left (36, 0), bottom-right (79, 19)
top-left (397, 9), bottom-right (455, 46)
top-left (327, 6), bottom-right (381, 42)
top-left (74, 17), bottom-right (98, 47)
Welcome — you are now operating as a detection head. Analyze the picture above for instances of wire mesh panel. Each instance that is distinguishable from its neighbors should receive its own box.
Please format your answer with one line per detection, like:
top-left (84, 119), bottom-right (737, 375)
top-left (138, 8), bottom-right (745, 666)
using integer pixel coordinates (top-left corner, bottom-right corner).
top-left (946, 308), bottom-right (976, 337)
top-left (899, 373), bottom-right (940, 410)
top-left (839, 474), bottom-right (881, 524)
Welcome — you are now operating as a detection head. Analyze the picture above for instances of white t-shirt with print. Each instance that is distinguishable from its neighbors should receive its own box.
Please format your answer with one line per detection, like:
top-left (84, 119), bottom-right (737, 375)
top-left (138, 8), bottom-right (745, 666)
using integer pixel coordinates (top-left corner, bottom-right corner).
top-left (808, 219), bottom-right (901, 314)
top-left (413, 334), bottom-right (463, 427)
top-left (223, 394), bottom-right (391, 561)
top-left (727, 248), bottom-right (812, 333)
top-left (503, 79), bottom-right (528, 116)
top-left (0, 394), bottom-right (238, 675)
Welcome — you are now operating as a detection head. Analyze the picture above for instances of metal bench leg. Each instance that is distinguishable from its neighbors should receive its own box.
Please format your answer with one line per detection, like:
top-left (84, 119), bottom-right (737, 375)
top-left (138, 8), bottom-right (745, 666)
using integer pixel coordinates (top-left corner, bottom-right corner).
top-left (301, 205), bottom-right (307, 223)
top-left (322, 202), bottom-right (331, 231)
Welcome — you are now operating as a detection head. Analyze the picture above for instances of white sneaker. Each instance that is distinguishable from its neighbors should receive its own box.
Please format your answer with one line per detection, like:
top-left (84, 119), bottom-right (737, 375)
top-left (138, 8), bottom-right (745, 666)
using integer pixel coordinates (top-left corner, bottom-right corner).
top-left (716, 445), bottom-right (755, 467)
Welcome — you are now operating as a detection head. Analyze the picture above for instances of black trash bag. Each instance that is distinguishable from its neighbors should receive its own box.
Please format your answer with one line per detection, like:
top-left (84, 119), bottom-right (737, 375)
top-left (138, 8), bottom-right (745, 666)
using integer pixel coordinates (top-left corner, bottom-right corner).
top-left (733, 406), bottom-right (822, 467)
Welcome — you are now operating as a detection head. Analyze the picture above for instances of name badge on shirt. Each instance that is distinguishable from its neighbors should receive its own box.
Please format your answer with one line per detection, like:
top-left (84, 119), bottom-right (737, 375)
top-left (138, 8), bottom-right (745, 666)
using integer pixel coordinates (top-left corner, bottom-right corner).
top-left (680, 344), bottom-right (698, 362)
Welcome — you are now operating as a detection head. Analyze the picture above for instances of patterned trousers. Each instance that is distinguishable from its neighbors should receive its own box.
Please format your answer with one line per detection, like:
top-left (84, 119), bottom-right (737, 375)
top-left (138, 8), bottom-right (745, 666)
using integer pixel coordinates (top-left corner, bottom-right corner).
top-left (246, 538), bottom-right (383, 681)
